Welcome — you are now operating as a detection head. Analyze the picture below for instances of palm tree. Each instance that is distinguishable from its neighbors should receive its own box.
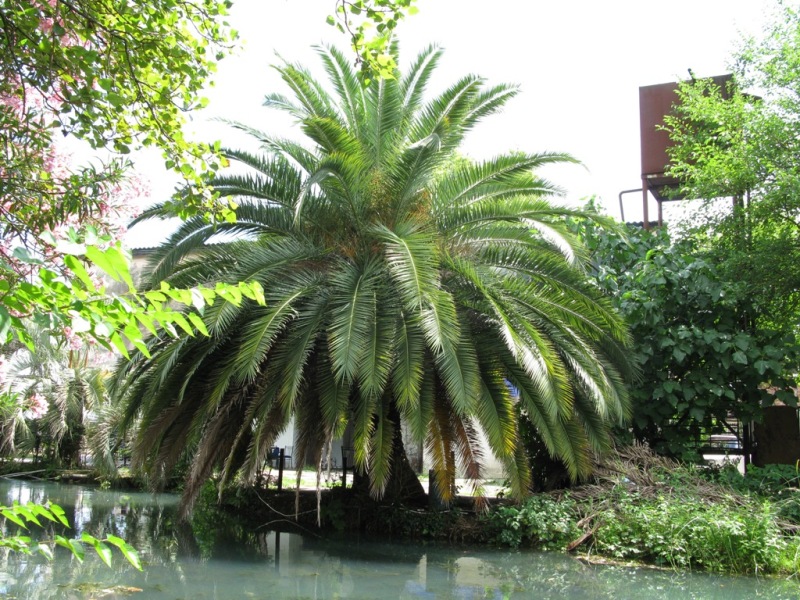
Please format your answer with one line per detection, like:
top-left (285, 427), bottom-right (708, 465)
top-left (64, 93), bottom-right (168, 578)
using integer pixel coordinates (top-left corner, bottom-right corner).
top-left (0, 323), bottom-right (120, 472)
top-left (113, 45), bottom-right (635, 514)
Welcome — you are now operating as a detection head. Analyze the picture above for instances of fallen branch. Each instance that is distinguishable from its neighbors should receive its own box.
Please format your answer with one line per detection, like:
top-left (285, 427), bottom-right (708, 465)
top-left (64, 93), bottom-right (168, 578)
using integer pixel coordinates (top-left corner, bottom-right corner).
top-left (2, 469), bottom-right (47, 479)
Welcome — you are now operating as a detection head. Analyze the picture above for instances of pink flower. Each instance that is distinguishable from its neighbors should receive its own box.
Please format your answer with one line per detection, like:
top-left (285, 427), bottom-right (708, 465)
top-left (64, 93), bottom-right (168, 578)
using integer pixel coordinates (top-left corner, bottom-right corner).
top-left (25, 393), bottom-right (48, 420)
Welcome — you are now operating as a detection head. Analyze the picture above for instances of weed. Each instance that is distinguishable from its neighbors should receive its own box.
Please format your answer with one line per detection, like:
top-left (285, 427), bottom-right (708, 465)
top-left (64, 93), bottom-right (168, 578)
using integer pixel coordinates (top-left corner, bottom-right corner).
top-left (484, 495), bottom-right (579, 550)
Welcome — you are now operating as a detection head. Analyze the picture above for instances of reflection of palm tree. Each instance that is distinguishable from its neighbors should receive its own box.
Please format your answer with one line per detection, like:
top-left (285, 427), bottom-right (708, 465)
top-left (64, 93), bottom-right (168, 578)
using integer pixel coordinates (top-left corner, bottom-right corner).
top-left (115, 45), bottom-right (634, 510)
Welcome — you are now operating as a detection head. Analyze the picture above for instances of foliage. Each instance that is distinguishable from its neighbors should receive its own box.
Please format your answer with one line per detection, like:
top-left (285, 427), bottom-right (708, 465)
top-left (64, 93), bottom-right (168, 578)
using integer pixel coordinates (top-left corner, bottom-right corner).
top-left (706, 463), bottom-right (800, 524)
top-left (559, 446), bottom-right (800, 575)
top-left (113, 45), bottom-right (635, 514)
top-left (0, 500), bottom-right (141, 570)
top-left (0, 0), bottom-right (268, 359)
top-left (573, 212), bottom-right (800, 458)
top-left (516, 402), bottom-right (571, 492)
top-left (0, 230), bottom-right (264, 357)
top-left (370, 504), bottom-right (466, 539)
top-left (483, 445), bottom-right (800, 574)
top-left (0, 0), bottom-right (237, 221)
top-left (484, 494), bottom-right (579, 550)
top-left (0, 321), bottom-right (125, 471)
top-left (328, 0), bottom-right (418, 83)
top-left (593, 488), bottom-right (791, 573)
top-left (663, 0), bottom-right (800, 331)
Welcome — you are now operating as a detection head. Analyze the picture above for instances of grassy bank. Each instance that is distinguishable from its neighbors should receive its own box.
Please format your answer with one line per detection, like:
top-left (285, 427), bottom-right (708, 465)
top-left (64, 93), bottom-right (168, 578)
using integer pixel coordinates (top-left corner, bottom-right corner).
top-left (484, 446), bottom-right (800, 575)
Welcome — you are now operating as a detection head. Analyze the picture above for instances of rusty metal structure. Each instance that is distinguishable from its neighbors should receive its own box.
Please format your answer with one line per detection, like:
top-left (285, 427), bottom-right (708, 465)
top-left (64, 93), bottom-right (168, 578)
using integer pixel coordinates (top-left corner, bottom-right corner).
top-left (637, 74), bottom-right (733, 228)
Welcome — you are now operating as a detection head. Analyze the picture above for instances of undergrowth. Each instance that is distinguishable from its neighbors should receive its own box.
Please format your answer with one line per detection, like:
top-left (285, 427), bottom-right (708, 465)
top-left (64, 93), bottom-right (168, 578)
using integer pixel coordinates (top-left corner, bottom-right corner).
top-left (484, 446), bottom-right (800, 575)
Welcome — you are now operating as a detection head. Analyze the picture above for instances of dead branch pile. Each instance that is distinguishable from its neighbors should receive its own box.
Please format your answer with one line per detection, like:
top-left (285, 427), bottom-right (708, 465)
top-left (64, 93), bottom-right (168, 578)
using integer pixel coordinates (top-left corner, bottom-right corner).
top-left (551, 442), bottom-right (800, 549)
top-left (560, 442), bottom-right (745, 507)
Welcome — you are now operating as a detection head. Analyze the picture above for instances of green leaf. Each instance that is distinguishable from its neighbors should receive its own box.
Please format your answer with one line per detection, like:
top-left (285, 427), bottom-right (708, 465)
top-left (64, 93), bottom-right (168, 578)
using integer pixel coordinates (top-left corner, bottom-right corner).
top-left (0, 306), bottom-right (12, 343)
top-left (64, 256), bottom-right (97, 292)
top-left (85, 245), bottom-right (135, 291)
top-left (14, 504), bottom-right (41, 527)
top-left (105, 535), bottom-right (143, 571)
top-left (67, 538), bottom-right (86, 562)
top-left (94, 541), bottom-right (113, 568)
top-left (170, 313), bottom-right (195, 336)
top-left (12, 247), bottom-right (43, 265)
top-left (49, 504), bottom-right (69, 527)
top-left (188, 312), bottom-right (209, 336)
top-left (733, 334), bottom-right (750, 352)
top-left (2, 509), bottom-right (27, 529)
top-left (107, 92), bottom-right (124, 108)
top-left (689, 407), bottom-right (705, 421)
top-left (109, 332), bottom-right (131, 359)
top-left (28, 503), bottom-right (57, 523)
top-left (35, 543), bottom-right (53, 560)
top-left (144, 291), bottom-right (167, 303)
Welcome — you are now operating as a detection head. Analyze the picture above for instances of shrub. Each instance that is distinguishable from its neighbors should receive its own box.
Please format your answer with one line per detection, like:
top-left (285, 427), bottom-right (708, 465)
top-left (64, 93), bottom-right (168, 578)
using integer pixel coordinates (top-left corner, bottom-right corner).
top-left (485, 495), bottom-right (579, 550)
top-left (593, 488), bottom-right (789, 574)
top-left (705, 463), bottom-right (800, 525)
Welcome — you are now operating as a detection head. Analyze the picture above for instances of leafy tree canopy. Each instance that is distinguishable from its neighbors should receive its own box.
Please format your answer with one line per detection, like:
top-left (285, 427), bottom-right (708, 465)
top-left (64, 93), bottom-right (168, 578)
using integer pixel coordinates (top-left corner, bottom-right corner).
top-left (1, 0), bottom-right (237, 220)
top-left (574, 210), bottom-right (800, 459)
top-left (664, 0), bottom-right (800, 331)
top-left (0, 0), bottom-right (268, 354)
top-left (328, 0), bottom-right (418, 83)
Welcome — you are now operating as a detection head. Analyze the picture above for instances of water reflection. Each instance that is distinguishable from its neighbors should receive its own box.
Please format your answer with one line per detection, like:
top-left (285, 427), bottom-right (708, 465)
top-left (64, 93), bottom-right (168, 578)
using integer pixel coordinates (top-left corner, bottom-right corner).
top-left (0, 480), bottom-right (797, 599)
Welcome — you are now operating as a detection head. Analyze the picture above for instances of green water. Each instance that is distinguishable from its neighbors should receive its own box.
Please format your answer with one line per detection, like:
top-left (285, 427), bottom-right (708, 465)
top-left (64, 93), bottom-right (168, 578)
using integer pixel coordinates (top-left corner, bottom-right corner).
top-left (0, 480), bottom-right (797, 599)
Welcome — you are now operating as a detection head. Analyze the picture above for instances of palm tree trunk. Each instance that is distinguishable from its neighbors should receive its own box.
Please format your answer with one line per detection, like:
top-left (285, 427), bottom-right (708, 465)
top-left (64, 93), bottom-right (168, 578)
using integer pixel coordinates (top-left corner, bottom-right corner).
top-left (353, 403), bottom-right (427, 505)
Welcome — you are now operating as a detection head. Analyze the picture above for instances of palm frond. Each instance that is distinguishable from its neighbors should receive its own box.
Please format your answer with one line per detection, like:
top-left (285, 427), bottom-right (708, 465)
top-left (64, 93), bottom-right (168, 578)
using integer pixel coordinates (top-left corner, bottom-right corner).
top-left (218, 120), bottom-right (318, 173)
top-left (400, 45), bottom-right (443, 118)
top-left (327, 260), bottom-right (379, 383)
top-left (425, 384), bottom-right (457, 504)
top-left (314, 45), bottom-right (365, 136)
top-left (391, 314), bottom-right (425, 411)
top-left (357, 288), bottom-right (396, 399)
top-left (373, 222), bottom-right (439, 310)
top-left (420, 290), bottom-right (479, 415)
top-left (369, 393), bottom-right (395, 498)
top-left (272, 61), bottom-right (337, 120)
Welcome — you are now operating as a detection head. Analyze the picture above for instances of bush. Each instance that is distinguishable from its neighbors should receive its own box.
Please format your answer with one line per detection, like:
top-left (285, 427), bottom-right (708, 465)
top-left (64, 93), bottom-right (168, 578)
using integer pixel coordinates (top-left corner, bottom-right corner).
top-left (485, 495), bottom-right (579, 550)
top-left (705, 463), bottom-right (800, 525)
top-left (593, 488), bottom-right (790, 574)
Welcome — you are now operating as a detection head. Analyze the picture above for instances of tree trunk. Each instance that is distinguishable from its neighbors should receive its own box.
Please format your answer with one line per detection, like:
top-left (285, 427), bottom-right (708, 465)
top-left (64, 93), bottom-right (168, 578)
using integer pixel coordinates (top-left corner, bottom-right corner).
top-left (352, 404), bottom-right (427, 506)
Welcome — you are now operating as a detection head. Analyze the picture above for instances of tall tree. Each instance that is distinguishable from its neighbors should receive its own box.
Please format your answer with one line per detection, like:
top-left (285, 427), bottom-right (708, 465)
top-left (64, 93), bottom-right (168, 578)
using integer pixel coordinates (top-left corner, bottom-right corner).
top-left (664, 0), bottom-right (800, 333)
top-left (573, 211), bottom-right (800, 459)
top-left (0, 0), bottom-right (262, 358)
top-left (112, 45), bottom-right (635, 514)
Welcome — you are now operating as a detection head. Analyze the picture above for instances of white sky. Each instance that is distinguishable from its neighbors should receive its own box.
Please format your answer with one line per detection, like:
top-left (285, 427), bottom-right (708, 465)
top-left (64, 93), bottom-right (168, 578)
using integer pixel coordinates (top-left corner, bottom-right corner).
top-left (126, 0), bottom-right (773, 248)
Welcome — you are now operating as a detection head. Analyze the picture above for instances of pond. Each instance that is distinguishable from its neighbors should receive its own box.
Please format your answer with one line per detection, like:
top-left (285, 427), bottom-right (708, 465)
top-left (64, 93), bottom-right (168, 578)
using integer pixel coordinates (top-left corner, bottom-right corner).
top-left (0, 480), bottom-right (797, 599)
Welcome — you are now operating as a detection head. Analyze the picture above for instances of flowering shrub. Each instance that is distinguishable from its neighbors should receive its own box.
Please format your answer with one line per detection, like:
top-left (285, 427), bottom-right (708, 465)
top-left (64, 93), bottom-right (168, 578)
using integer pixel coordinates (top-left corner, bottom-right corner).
top-left (24, 393), bottom-right (48, 421)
